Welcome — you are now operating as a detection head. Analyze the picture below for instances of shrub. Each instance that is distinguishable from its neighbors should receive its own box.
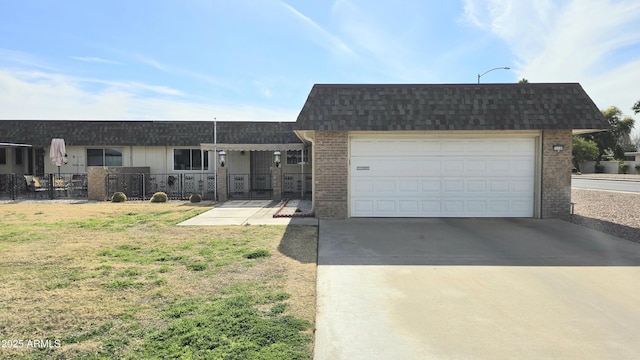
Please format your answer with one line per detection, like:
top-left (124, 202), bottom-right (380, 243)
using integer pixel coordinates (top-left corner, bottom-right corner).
top-left (189, 193), bottom-right (202, 203)
top-left (111, 192), bottom-right (127, 202)
top-left (619, 162), bottom-right (630, 174)
top-left (150, 192), bottom-right (168, 203)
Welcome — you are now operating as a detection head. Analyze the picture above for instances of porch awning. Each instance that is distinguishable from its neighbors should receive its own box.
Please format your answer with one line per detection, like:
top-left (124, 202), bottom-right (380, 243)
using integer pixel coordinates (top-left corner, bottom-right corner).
top-left (0, 142), bottom-right (33, 147)
top-left (200, 143), bottom-right (304, 152)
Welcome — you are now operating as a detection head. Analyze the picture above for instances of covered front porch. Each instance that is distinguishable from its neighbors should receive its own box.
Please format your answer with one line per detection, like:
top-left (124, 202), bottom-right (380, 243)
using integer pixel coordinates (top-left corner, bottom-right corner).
top-left (200, 143), bottom-right (312, 202)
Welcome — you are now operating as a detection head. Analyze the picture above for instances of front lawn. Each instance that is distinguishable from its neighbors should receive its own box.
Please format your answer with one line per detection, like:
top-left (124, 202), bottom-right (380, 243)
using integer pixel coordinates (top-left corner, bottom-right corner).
top-left (0, 202), bottom-right (317, 359)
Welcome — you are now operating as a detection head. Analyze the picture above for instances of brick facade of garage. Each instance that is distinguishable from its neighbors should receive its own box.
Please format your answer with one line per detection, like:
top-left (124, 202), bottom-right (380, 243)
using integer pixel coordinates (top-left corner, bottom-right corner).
top-left (310, 129), bottom-right (576, 220)
top-left (541, 130), bottom-right (573, 219)
top-left (313, 131), bottom-right (349, 219)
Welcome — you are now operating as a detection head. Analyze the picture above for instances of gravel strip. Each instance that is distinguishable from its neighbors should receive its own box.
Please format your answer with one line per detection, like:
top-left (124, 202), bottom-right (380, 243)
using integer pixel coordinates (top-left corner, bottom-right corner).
top-left (570, 188), bottom-right (640, 243)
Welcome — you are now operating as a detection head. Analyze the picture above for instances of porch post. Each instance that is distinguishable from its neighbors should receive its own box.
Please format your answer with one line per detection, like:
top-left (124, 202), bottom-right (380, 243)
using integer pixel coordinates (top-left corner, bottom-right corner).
top-left (271, 166), bottom-right (282, 202)
top-left (217, 165), bottom-right (228, 202)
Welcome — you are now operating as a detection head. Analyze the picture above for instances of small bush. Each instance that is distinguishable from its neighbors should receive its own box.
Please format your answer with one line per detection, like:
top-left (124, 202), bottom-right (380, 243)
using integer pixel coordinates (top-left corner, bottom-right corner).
top-left (244, 249), bottom-right (271, 259)
top-left (111, 192), bottom-right (127, 202)
top-left (150, 192), bottom-right (168, 203)
top-left (189, 193), bottom-right (202, 203)
top-left (619, 162), bottom-right (629, 174)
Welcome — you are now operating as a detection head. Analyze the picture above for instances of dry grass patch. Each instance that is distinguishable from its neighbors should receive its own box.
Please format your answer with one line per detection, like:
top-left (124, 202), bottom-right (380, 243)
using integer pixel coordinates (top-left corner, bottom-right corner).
top-left (0, 202), bottom-right (317, 359)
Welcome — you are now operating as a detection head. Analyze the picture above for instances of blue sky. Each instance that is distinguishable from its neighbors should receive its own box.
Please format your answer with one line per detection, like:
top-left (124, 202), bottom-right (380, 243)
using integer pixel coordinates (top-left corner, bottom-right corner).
top-left (0, 0), bottom-right (639, 127)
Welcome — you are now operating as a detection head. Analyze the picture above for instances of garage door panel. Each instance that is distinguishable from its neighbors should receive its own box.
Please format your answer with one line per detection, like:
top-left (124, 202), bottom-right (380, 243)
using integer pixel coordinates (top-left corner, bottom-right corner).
top-left (399, 180), bottom-right (419, 192)
top-left (376, 180), bottom-right (396, 193)
top-left (443, 200), bottom-right (465, 214)
top-left (466, 140), bottom-right (491, 153)
top-left (376, 200), bottom-right (396, 213)
top-left (350, 137), bottom-right (535, 217)
top-left (352, 179), bottom-right (374, 196)
top-left (443, 180), bottom-right (464, 193)
top-left (467, 160), bottom-right (487, 173)
top-left (350, 197), bottom-right (533, 217)
top-left (421, 180), bottom-right (441, 193)
top-left (352, 199), bottom-right (374, 214)
top-left (467, 200), bottom-right (487, 213)
top-left (467, 180), bottom-right (487, 192)
top-left (399, 200), bottom-right (419, 214)
top-left (442, 160), bottom-right (465, 174)
top-left (421, 200), bottom-right (441, 213)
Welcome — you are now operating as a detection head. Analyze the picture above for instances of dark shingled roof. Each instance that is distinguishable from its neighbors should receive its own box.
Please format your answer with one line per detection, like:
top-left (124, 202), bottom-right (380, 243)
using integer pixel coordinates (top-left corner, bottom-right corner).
top-left (0, 120), bottom-right (301, 147)
top-left (295, 83), bottom-right (609, 131)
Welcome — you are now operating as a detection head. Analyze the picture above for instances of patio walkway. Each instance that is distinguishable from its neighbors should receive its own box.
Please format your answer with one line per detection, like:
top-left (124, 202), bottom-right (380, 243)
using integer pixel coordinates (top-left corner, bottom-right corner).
top-left (178, 200), bottom-right (318, 226)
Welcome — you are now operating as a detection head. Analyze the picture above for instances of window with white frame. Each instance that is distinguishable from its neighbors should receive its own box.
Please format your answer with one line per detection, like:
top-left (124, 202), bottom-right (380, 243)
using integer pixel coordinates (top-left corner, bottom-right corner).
top-left (173, 149), bottom-right (208, 170)
top-left (286, 150), bottom-right (308, 165)
top-left (87, 148), bottom-right (123, 166)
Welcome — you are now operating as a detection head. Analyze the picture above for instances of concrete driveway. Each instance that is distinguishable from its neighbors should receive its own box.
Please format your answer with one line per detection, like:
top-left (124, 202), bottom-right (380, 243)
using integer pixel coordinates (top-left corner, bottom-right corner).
top-left (315, 218), bottom-right (640, 360)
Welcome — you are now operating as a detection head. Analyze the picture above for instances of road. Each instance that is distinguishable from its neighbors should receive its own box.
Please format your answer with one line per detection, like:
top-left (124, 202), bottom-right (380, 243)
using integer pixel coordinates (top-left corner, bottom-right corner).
top-left (572, 178), bottom-right (640, 193)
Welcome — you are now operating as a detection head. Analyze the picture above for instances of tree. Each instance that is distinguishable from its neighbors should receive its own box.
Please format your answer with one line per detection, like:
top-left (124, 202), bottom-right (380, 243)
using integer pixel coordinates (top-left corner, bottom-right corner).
top-left (518, 78), bottom-right (529, 83)
top-left (633, 100), bottom-right (640, 114)
top-left (632, 133), bottom-right (640, 151)
top-left (582, 106), bottom-right (635, 162)
top-left (571, 137), bottom-right (598, 172)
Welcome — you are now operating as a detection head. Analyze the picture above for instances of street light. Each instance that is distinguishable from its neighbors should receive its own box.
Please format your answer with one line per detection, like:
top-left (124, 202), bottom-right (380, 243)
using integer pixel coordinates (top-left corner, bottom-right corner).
top-left (477, 66), bottom-right (510, 83)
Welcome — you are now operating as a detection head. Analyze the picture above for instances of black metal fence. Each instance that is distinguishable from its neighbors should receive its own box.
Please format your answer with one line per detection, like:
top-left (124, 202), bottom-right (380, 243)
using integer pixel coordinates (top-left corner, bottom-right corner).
top-left (228, 173), bottom-right (272, 200)
top-left (106, 173), bottom-right (217, 200)
top-left (283, 173), bottom-right (312, 199)
top-left (1, 171), bottom-right (313, 201)
top-left (0, 173), bottom-right (88, 200)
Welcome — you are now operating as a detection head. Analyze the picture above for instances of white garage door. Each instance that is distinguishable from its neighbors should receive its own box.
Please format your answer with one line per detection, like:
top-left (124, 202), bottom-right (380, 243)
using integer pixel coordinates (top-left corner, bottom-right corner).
top-left (350, 137), bottom-right (535, 217)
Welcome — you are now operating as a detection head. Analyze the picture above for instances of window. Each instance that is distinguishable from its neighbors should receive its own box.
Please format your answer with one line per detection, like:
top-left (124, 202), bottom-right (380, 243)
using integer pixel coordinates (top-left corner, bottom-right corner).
top-left (87, 148), bottom-right (123, 166)
top-left (0, 148), bottom-right (5, 165)
top-left (174, 149), bottom-right (208, 170)
top-left (15, 148), bottom-right (23, 165)
top-left (286, 150), bottom-right (308, 165)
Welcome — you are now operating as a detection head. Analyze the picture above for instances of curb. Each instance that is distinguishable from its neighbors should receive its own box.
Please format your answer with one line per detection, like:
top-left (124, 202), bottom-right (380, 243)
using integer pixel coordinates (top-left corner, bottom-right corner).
top-left (572, 176), bottom-right (640, 183)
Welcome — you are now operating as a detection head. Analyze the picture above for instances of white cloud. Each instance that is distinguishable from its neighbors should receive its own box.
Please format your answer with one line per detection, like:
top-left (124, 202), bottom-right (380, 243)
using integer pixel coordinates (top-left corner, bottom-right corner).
top-left (279, 1), bottom-right (355, 57)
top-left (329, 0), bottom-right (435, 81)
top-left (70, 56), bottom-right (121, 65)
top-left (463, 0), bottom-right (640, 121)
top-left (0, 48), bottom-right (56, 71)
top-left (0, 69), bottom-right (297, 121)
top-left (132, 53), bottom-right (169, 72)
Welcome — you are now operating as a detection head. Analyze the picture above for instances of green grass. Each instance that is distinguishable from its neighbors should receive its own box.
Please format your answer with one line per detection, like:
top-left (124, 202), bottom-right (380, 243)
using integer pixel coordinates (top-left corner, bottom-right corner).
top-left (0, 202), bottom-right (317, 359)
top-left (132, 292), bottom-right (311, 360)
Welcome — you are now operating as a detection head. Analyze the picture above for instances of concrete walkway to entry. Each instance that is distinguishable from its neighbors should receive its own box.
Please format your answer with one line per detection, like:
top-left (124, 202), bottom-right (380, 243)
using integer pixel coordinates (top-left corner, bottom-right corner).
top-left (178, 200), bottom-right (318, 226)
top-left (315, 218), bottom-right (640, 360)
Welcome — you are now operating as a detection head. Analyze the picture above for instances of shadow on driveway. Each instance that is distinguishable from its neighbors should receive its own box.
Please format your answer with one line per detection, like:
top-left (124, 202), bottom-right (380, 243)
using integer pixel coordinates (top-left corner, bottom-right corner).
top-left (318, 218), bottom-right (640, 266)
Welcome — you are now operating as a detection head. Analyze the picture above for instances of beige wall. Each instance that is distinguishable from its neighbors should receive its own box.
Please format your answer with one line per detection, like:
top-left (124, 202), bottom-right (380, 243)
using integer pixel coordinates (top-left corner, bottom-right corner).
top-left (47, 146), bottom-right (219, 175)
top-left (0, 147), bottom-right (27, 174)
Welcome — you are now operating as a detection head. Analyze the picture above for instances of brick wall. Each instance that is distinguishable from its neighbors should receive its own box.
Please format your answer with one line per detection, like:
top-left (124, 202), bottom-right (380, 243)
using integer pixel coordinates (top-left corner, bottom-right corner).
top-left (217, 167), bottom-right (228, 202)
top-left (541, 130), bottom-right (573, 219)
top-left (87, 166), bottom-right (150, 201)
top-left (271, 166), bottom-right (282, 202)
top-left (313, 131), bottom-right (349, 219)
